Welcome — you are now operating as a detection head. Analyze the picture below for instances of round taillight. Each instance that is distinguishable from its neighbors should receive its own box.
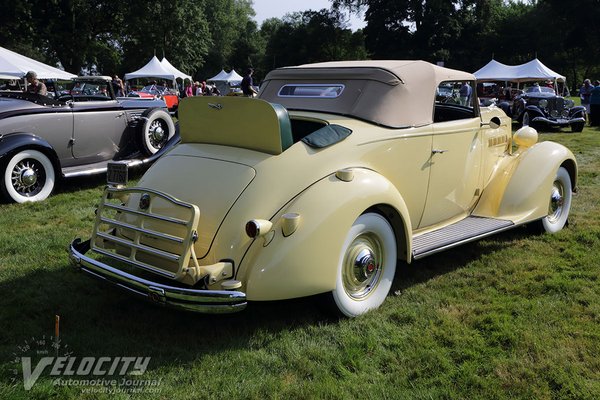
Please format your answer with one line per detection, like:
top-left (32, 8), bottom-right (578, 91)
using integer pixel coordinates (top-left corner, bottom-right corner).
top-left (245, 220), bottom-right (259, 238)
top-left (245, 219), bottom-right (273, 238)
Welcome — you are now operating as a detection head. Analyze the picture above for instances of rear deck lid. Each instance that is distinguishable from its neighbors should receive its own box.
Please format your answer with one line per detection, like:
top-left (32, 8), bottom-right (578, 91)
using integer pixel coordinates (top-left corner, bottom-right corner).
top-left (133, 154), bottom-right (256, 259)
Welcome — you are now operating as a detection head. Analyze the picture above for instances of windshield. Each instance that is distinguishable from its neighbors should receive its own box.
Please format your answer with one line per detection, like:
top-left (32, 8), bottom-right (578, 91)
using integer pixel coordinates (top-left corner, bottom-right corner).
top-left (525, 86), bottom-right (555, 94)
top-left (63, 80), bottom-right (112, 99)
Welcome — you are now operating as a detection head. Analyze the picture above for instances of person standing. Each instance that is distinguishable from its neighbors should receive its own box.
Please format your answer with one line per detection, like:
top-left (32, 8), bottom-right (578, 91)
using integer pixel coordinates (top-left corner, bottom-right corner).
top-left (24, 71), bottom-right (47, 96)
top-left (112, 75), bottom-right (125, 96)
top-left (184, 79), bottom-right (193, 97)
top-left (589, 80), bottom-right (600, 126)
top-left (459, 81), bottom-right (472, 106)
top-left (241, 68), bottom-right (258, 97)
top-left (580, 79), bottom-right (593, 117)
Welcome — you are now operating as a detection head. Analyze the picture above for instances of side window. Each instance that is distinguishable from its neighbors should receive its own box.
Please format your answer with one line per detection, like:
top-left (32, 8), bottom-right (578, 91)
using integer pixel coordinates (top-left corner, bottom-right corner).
top-left (434, 80), bottom-right (476, 122)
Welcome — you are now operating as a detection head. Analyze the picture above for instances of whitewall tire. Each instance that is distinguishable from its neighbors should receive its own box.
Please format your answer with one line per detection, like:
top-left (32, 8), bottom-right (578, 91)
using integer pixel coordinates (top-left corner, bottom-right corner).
top-left (331, 213), bottom-right (397, 317)
top-left (2, 149), bottom-right (55, 203)
top-left (541, 167), bottom-right (572, 233)
top-left (141, 109), bottom-right (175, 155)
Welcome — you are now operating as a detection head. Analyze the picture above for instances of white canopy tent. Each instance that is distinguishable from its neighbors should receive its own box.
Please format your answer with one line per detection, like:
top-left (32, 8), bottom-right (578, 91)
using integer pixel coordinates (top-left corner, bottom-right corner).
top-left (207, 69), bottom-right (243, 95)
top-left (124, 56), bottom-right (178, 82)
top-left (0, 46), bottom-right (76, 80)
top-left (208, 69), bottom-right (230, 81)
top-left (474, 58), bottom-right (565, 83)
top-left (224, 69), bottom-right (243, 83)
top-left (160, 58), bottom-right (192, 81)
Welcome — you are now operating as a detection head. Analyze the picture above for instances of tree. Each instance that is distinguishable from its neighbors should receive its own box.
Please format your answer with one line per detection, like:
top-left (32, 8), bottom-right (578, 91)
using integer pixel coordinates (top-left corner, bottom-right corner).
top-left (120, 0), bottom-right (210, 78)
top-left (199, 0), bottom-right (256, 79)
top-left (262, 9), bottom-right (366, 71)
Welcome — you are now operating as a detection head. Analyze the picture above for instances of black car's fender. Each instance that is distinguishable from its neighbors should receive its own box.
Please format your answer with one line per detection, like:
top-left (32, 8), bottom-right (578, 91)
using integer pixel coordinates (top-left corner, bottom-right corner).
top-left (524, 105), bottom-right (545, 118)
top-left (569, 106), bottom-right (586, 118)
top-left (0, 133), bottom-right (61, 174)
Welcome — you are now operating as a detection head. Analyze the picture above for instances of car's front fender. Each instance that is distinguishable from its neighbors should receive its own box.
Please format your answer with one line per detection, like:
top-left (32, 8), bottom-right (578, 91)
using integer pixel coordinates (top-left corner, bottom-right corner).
top-left (238, 168), bottom-right (412, 301)
top-left (474, 140), bottom-right (576, 223)
top-left (524, 105), bottom-right (545, 117)
top-left (0, 133), bottom-right (59, 171)
top-left (569, 106), bottom-right (586, 118)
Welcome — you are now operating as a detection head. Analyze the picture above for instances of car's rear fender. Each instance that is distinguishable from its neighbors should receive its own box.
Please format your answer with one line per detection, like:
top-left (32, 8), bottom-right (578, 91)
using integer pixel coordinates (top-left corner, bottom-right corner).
top-left (473, 140), bottom-right (576, 224)
top-left (0, 133), bottom-right (61, 173)
top-left (238, 168), bottom-right (412, 301)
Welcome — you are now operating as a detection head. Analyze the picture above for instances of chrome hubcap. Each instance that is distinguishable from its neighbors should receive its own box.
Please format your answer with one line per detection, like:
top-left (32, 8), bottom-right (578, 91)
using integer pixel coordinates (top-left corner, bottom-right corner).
top-left (547, 181), bottom-right (564, 223)
top-left (11, 159), bottom-right (45, 196)
top-left (148, 120), bottom-right (166, 148)
top-left (342, 233), bottom-right (383, 299)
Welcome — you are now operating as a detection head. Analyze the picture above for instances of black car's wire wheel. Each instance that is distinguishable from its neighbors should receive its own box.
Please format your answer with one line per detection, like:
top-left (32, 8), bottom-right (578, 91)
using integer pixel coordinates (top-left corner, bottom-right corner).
top-left (1, 150), bottom-right (56, 203)
top-left (140, 108), bottom-right (176, 155)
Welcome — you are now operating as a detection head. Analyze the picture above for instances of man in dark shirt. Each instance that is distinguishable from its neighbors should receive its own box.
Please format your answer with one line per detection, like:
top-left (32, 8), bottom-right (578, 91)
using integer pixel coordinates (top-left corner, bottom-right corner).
top-left (241, 68), bottom-right (258, 97)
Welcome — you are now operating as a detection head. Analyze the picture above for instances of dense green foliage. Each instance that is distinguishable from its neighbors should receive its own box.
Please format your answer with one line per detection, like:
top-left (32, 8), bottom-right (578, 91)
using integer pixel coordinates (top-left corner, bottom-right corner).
top-left (1, 0), bottom-right (598, 86)
top-left (0, 124), bottom-right (599, 398)
top-left (334, 0), bottom-right (600, 89)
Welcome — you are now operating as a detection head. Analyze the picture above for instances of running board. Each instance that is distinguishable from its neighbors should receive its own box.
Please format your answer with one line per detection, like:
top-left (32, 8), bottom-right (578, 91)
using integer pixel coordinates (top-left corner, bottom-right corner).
top-left (412, 216), bottom-right (514, 260)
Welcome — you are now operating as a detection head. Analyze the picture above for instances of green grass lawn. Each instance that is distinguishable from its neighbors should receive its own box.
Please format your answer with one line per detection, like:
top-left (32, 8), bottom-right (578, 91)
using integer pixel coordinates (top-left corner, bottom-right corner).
top-left (1, 125), bottom-right (599, 399)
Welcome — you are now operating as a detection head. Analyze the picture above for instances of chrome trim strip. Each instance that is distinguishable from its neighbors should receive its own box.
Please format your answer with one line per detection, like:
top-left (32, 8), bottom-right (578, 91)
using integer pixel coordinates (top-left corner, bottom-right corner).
top-left (412, 223), bottom-right (517, 260)
top-left (62, 160), bottom-right (147, 178)
top-left (92, 246), bottom-right (177, 278)
top-left (63, 166), bottom-right (108, 178)
top-left (107, 186), bottom-right (194, 208)
top-left (99, 217), bottom-right (184, 244)
top-left (103, 203), bottom-right (189, 225)
top-left (70, 239), bottom-right (247, 314)
top-left (531, 116), bottom-right (585, 126)
top-left (95, 231), bottom-right (180, 262)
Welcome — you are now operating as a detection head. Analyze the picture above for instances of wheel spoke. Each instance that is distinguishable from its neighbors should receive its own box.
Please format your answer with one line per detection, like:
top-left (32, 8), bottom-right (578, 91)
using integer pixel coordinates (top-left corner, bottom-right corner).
top-left (10, 158), bottom-right (45, 197)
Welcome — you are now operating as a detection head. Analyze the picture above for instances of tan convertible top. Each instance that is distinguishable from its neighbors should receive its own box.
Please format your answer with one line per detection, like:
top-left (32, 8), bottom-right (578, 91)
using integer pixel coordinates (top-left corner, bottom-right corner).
top-left (259, 60), bottom-right (475, 128)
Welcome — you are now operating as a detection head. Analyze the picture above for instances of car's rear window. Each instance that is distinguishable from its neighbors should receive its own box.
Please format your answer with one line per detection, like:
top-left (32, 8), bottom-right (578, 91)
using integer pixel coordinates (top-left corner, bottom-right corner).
top-left (278, 84), bottom-right (345, 98)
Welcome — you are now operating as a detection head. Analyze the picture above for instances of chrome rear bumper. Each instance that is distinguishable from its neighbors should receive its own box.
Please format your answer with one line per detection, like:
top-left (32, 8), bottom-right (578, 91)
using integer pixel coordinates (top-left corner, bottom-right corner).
top-left (69, 238), bottom-right (247, 313)
top-left (532, 116), bottom-right (585, 126)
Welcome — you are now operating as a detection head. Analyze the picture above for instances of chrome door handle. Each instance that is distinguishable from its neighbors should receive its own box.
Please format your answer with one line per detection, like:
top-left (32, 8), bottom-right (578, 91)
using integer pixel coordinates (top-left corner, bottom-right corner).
top-left (432, 149), bottom-right (448, 154)
top-left (116, 112), bottom-right (124, 118)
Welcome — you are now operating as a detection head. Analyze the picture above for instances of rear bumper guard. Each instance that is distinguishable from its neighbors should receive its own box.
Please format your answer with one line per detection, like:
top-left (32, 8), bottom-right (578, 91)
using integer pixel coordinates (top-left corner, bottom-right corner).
top-left (69, 238), bottom-right (247, 313)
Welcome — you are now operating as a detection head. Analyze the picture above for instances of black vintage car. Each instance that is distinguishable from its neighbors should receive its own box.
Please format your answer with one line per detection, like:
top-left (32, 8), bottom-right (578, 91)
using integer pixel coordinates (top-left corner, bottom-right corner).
top-left (502, 86), bottom-right (586, 132)
top-left (0, 76), bottom-right (178, 203)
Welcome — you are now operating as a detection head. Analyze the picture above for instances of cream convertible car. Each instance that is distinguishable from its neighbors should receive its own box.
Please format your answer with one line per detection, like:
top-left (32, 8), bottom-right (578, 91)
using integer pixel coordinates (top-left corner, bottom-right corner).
top-left (70, 61), bottom-right (577, 317)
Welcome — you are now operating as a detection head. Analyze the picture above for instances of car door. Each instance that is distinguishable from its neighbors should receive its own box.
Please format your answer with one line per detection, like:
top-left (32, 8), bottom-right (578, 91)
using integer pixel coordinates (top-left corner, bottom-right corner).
top-left (70, 99), bottom-right (128, 162)
top-left (418, 80), bottom-right (483, 228)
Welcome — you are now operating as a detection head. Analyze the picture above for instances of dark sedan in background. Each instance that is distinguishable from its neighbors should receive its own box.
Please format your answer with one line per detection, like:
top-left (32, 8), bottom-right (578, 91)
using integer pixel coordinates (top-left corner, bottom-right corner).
top-left (502, 86), bottom-right (586, 132)
top-left (0, 76), bottom-right (177, 203)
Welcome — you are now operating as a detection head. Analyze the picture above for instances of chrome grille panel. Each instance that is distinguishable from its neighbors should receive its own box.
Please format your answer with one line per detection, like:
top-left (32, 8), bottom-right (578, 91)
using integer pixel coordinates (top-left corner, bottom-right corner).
top-left (91, 187), bottom-right (200, 279)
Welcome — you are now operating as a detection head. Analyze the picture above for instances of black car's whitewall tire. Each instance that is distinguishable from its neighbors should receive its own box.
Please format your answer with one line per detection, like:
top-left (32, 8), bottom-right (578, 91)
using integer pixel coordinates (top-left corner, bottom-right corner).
top-left (140, 109), bottom-right (175, 155)
top-left (1, 149), bottom-right (55, 203)
top-left (540, 167), bottom-right (572, 233)
top-left (331, 213), bottom-right (397, 317)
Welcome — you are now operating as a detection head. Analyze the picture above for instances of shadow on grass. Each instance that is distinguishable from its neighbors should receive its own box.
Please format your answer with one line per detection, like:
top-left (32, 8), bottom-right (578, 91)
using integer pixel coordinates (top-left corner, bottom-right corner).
top-left (0, 225), bottom-right (531, 374)
top-left (391, 226), bottom-right (531, 293)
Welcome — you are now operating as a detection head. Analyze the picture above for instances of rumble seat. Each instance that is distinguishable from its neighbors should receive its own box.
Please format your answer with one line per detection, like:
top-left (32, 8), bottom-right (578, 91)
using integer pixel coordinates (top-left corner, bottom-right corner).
top-left (178, 97), bottom-right (293, 155)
